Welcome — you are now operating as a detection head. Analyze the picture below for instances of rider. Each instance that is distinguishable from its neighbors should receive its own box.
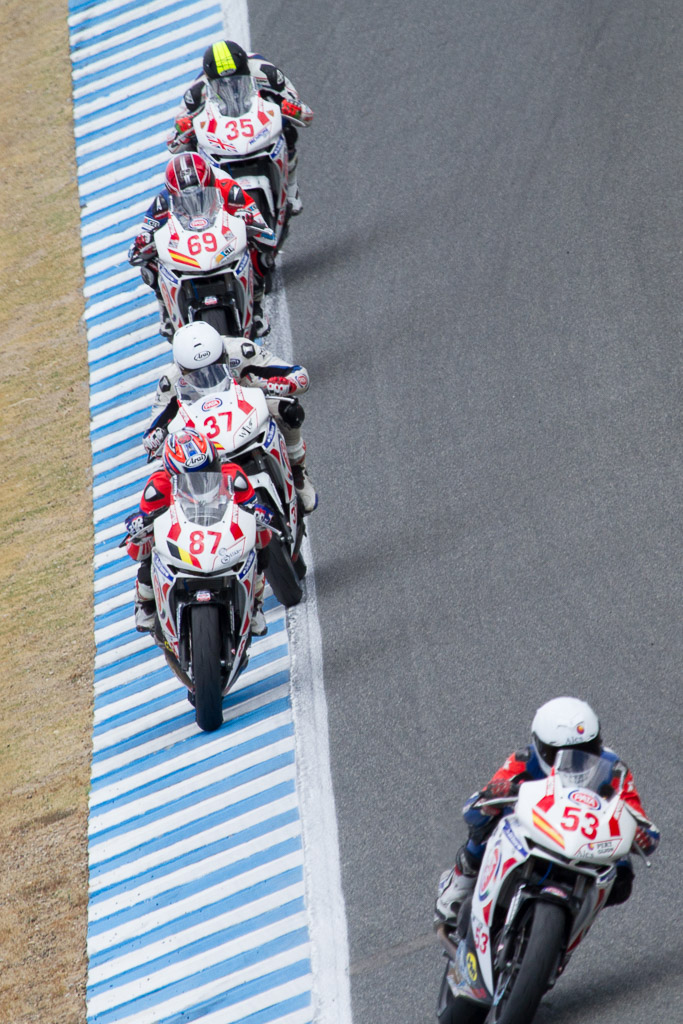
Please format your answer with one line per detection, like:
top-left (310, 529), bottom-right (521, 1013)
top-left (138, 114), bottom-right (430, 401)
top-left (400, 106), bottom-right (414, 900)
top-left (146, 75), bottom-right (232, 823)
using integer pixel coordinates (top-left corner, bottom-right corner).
top-left (167, 39), bottom-right (313, 215)
top-left (127, 152), bottom-right (277, 338)
top-left (435, 696), bottom-right (660, 925)
top-left (141, 321), bottom-right (318, 514)
top-left (124, 428), bottom-right (273, 637)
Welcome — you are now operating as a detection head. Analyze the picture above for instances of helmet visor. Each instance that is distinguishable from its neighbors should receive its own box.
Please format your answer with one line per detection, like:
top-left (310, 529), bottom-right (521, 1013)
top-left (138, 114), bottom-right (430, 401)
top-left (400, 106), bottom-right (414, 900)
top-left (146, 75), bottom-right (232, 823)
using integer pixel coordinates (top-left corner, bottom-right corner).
top-left (170, 186), bottom-right (222, 230)
top-left (177, 363), bottom-right (232, 401)
top-left (208, 75), bottom-right (256, 117)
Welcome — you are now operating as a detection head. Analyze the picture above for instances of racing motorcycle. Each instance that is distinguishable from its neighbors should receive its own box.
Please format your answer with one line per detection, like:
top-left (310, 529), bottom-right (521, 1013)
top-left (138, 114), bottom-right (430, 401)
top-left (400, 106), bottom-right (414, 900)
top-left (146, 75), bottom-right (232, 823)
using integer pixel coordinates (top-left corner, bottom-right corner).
top-left (146, 471), bottom-right (260, 732)
top-left (436, 749), bottom-right (648, 1024)
top-left (153, 185), bottom-right (256, 338)
top-left (161, 363), bottom-right (306, 607)
top-left (192, 75), bottom-right (292, 250)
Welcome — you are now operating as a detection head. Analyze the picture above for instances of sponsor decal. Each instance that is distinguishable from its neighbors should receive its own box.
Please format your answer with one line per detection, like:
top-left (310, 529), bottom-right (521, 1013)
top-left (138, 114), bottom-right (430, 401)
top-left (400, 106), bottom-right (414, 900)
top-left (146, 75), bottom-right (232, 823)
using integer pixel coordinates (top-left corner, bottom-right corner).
top-left (236, 252), bottom-right (249, 275)
top-left (271, 135), bottom-right (284, 159)
top-left (502, 820), bottom-right (527, 858)
top-left (185, 453), bottom-right (206, 468)
top-left (531, 808), bottom-right (566, 849)
top-left (265, 420), bottom-right (277, 447)
top-left (189, 217), bottom-right (209, 230)
top-left (238, 550), bottom-right (255, 580)
top-left (152, 551), bottom-right (174, 584)
top-left (229, 357), bottom-right (241, 368)
top-left (466, 952), bottom-right (478, 984)
top-left (576, 723), bottom-right (585, 735)
top-left (193, 349), bottom-right (212, 362)
top-left (159, 264), bottom-right (177, 285)
top-left (294, 372), bottom-right (308, 389)
top-left (569, 790), bottom-right (601, 810)
top-left (579, 838), bottom-right (620, 857)
top-left (478, 845), bottom-right (501, 900)
top-left (202, 398), bottom-right (222, 411)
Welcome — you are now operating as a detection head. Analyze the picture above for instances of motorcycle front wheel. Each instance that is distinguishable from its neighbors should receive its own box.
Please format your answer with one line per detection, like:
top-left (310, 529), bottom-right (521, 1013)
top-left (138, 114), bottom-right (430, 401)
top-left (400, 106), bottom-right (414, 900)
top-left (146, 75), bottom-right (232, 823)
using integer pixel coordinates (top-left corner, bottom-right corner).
top-left (437, 967), bottom-right (487, 1024)
top-left (265, 535), bottom-right (303, 607)
top-left (189, 604), bottom-right (223, 732)
top-left (487, 901), bottom-right (566, 1024)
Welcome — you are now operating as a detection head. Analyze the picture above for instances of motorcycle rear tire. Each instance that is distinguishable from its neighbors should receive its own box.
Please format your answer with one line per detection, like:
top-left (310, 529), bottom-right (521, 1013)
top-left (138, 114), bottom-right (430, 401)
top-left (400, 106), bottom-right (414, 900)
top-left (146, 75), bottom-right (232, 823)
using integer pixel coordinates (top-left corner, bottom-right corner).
top-left (265, 535), bottom-right (303, 607)
top-left (487, 901), bottom-right (566, 1024)
top-left (197, 307), bottom-right (230, 334)
top-left (190, 604), bottom-right (223, 732)
top-left (437, 967), bottom-right (487, 1024)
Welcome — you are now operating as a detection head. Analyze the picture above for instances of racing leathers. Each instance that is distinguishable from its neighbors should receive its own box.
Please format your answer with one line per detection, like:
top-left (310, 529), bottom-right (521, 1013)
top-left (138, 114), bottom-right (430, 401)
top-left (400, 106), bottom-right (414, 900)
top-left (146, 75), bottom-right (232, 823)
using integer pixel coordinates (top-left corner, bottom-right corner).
top-left (167, 53), bottom-right (313, 214)
top-left (125, 462), bottom-right (273, 636)
top-left (143, 337), bottom-right (318, 513)
top-left (127, 177), bottom-right (276, 338)
top-left (435, 745), bottom-right (660, 924)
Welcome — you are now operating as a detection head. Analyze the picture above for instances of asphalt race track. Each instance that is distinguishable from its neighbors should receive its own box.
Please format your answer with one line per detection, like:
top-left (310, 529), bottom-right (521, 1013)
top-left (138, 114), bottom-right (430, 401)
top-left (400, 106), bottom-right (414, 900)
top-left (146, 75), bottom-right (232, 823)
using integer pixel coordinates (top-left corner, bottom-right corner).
top-left (252, 2), bottom-right (682, 1021)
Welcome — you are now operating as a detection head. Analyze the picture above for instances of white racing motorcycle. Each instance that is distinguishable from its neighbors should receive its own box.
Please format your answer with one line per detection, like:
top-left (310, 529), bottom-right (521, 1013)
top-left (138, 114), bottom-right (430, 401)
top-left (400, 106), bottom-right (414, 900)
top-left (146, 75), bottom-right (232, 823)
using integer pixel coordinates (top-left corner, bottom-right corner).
top-left (147, 471), bottom-right (260, 732)
top-left (436, 749), bottom-right (649, 1024)
top-left (192, 75), bottom-right (291, 250)
top-left (163, 363), bottom-right (306, 607)
top-left (153, 186), bottom-right (256, 338)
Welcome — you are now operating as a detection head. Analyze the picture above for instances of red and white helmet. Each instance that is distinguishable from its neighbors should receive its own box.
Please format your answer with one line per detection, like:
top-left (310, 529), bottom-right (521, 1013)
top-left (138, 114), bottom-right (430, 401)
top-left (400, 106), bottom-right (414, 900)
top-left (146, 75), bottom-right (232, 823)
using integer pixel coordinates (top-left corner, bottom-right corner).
top-left (165, 153), bottom-right (214, 197)
top-left (531, 696), bottom-right (602, 775)
top-left (162, 428), bottom-right (220, 476)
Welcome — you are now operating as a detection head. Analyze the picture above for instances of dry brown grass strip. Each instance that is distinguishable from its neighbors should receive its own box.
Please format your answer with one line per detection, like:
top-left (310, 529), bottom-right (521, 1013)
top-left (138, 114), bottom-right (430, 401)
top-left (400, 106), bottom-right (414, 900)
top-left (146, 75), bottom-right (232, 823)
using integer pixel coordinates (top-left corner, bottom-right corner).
top-left (1, 2), bottom-right (92, 1020)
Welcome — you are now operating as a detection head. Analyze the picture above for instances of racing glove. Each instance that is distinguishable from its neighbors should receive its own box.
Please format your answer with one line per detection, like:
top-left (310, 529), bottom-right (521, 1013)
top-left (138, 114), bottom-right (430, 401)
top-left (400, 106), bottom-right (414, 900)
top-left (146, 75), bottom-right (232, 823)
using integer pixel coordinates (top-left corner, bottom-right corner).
top-left (265, 376), bottom-right (297, 397)
top-left (250, 502), bottom-right (274, 528)
top-left (124, 513), bottom-right (153, 542)
top-left (281, 99), bottom-right (314, 126)
top-left (142, 427), bottom-right (167, 456)
top-left (167, 115), bottom-right (195, 153)
top-left (477, 778), bottom-right (520, 811)
top-left (634, 823), bottom-right (660, 857)
top-left (128, 231), bottom-right (155, 265)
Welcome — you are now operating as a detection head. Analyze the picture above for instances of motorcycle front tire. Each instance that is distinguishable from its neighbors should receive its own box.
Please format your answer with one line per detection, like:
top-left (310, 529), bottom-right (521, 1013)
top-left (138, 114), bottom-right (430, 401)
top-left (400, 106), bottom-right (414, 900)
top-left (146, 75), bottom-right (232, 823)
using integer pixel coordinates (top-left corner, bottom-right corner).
top-left (190, 604), bottom-right (223, 732)
top-left (487, 901), bottom-right (566, 1024)
top-left (437, 967), bottom-right (487, 1024)
top-left (197, 307), bottom-right (230, 335)
top-left (265, 535), bottom-right (303, 607)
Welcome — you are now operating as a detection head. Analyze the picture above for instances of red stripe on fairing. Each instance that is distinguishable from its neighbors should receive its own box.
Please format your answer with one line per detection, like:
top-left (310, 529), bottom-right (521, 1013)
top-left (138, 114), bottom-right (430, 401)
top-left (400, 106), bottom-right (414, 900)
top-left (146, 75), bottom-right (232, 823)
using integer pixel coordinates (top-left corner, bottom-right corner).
top-left (482, 902), bottom-right (491, 926)
top-left (537, 794), bottom-right (555, 813)
top-left (608, 815), bottom-right (621, 837)
top-left (502, 857), bottom-right (517, 877)
top-left (257, 109), bottom-right (269, 125)
top-left (168, 522), bottom-right (181, 541)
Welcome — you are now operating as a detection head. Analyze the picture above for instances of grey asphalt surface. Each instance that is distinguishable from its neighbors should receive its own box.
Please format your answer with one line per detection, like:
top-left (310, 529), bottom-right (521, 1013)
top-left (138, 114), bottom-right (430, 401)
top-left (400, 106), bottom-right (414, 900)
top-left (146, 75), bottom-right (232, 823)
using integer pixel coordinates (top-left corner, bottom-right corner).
top-left (252, 2), bottom-right (682, 1021)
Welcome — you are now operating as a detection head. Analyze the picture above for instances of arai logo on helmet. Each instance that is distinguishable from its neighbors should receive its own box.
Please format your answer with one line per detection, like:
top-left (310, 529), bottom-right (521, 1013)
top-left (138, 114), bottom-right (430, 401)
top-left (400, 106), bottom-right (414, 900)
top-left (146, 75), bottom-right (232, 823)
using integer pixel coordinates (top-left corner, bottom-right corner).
top-left (569, 790), bottom-right (601, 810)
top-left (193, 349), bottom-right (212, 362)
top-left (202, 398), bottom-right (222, 411)
top-left (185, 453), bottom-right (207, 468)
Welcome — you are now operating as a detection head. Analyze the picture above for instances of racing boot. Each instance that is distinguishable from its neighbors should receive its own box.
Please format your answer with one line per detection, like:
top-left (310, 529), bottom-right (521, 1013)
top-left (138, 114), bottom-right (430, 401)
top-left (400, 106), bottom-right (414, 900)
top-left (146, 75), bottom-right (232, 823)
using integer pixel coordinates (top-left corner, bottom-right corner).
top-left (252, 284), bottom-right (270, 338)
top-left (434, 846), bottom-right (479, 926)
top-left (291, 452), bottom-right (318, 514)
top-left (134, 580), bottom-right (155, 633)
top-left (286, 154), bottom-right (303, 216)
top-left (250, 573), bottom-right (268, 637)
top-left (156, 298), bottom-right (174, 341)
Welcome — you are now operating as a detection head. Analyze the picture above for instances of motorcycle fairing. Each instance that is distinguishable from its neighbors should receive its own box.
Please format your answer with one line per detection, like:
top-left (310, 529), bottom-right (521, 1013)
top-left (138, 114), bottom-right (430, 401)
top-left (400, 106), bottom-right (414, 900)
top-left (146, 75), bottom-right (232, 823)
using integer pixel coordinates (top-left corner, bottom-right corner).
top-left (195, 92), bottom-right (283, 160)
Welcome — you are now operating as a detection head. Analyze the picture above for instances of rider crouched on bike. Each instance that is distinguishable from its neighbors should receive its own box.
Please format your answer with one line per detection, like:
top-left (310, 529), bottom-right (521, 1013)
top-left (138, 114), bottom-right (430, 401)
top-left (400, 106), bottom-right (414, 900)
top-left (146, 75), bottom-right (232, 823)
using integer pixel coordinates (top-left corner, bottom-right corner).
top-left (128, 152), bottom-right (277, 338)
top-left (141, 321), bottom-right (318, 514)
top-left (167, 39), bottom-right (313, 215)
top-left (435, 697), bottom-right (660, 925)
top-left (124, 428), bottom-right (273, 637)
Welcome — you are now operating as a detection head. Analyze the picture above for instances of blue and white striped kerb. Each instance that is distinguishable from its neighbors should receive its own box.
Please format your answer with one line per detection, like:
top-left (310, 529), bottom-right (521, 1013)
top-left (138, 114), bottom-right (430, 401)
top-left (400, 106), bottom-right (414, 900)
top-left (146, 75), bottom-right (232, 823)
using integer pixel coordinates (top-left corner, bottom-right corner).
top-left (69, 2), bottom-right (313, 1021)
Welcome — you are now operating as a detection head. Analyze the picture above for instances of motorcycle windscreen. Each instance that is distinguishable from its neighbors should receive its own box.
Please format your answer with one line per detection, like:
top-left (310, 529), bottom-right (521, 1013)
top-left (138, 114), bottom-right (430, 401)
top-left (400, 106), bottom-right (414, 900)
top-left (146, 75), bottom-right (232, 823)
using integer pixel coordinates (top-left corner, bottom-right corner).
top-left (208, 75), bottom-right (257, 117)
top-left (177, 364), bottom-right (233, 402)
top-left (170, 186), bottom-right (223, 231)
top-left (174, 471), bottom-right (233, 527)
top-left (554, 749), bottom-right (626, 793)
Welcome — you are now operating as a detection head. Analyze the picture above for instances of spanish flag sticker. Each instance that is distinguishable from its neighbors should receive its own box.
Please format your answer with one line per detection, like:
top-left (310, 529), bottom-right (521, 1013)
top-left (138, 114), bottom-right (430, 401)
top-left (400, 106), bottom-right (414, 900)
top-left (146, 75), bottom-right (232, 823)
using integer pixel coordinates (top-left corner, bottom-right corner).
top-left (213, 41), bottom-right (237, 75)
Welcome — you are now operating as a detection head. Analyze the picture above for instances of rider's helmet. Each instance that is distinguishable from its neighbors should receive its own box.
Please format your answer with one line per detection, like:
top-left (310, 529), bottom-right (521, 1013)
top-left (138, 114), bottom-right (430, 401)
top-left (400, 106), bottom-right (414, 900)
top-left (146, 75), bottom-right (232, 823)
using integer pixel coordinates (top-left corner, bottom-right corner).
top-left (173, 322), bottom-right (224, 373)
top-left (202, 40), bottom-right (249, 81)
top-left (531, 697), bottom-right (602, 775)
top-left (163, 428), bottom-right (220, 476)
top-left (202, 40), bottom-right (254, 118)
top-left (165, 153), bottom-right (216, 220)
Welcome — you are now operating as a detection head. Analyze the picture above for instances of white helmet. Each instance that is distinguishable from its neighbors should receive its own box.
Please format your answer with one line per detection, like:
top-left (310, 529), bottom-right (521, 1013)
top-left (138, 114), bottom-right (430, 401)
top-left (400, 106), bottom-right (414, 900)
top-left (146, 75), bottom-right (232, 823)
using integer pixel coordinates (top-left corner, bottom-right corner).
top-left (172, 321), bottom-right (223, 373)
top-left (531, 696), bottom-right (602, 775)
